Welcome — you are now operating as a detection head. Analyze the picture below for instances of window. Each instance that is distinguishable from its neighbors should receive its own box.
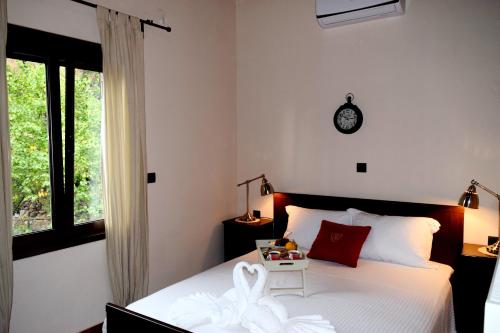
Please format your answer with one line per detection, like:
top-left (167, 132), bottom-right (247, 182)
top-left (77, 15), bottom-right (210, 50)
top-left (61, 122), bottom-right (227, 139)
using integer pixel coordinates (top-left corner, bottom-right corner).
top-left (7, 24), bottom-right (105, 259)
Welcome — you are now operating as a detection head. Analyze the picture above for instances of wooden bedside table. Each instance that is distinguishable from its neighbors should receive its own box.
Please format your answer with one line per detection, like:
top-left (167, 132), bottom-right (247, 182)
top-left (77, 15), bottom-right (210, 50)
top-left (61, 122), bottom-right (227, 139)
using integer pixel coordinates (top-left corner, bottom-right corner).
top-left (222, 217), bottom-right (274, 262)
top-left (452, 243), bottom-right (497, 333)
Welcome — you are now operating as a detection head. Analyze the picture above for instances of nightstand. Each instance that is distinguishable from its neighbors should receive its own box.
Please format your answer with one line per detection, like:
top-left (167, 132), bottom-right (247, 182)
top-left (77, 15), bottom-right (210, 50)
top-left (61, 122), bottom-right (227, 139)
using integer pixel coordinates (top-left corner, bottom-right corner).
top-left (222, 217), bottom-right (274, 262)
top-left (452, 243), bottom-right (497, 333)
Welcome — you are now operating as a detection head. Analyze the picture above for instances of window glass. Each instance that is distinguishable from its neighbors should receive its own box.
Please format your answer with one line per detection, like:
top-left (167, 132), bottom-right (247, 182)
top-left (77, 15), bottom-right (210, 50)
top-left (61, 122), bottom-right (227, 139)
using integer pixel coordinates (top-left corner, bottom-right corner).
top-left (7, 58), bottom-right (52, 235)
top-left (60, 67), bottom-right (66, 181)
top-left (74, 69), bottom-right (103, 224)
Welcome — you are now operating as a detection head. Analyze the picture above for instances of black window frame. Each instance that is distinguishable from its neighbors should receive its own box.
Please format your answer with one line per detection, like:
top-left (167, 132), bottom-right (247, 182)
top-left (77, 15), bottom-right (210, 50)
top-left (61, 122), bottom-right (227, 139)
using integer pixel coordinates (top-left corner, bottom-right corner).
top-left (7, 24), bottom-right (105, 260)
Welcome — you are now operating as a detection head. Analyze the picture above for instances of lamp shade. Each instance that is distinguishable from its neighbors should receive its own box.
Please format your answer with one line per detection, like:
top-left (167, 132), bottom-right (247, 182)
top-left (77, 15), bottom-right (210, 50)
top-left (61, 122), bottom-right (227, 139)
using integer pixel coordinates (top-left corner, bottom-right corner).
top-left (260, 177), bottom-right (274, 196)
top-left (458, 184), bottom-right (479, 209)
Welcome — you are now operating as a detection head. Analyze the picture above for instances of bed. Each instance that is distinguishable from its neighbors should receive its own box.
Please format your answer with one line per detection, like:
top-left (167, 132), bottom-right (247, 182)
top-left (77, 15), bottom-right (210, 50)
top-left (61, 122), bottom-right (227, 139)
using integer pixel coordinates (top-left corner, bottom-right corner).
top-left (106, 192), bottom-right (464, 333)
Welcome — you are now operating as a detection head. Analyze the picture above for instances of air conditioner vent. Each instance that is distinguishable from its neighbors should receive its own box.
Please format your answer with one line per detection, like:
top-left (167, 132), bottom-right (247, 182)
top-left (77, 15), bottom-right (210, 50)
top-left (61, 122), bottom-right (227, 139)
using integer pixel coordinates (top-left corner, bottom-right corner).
top-left (316, 0), bottom-right (405, 28)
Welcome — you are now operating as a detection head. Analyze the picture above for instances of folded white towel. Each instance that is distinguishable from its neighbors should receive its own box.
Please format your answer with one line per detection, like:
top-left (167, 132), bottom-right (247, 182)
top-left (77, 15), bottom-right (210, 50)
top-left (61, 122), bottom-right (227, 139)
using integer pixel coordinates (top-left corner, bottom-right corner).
top-left (242, 294), bottom-right (336, 333)
top-left (166, 292), bottom-right (216, 328)
top-left (167, 261), bottom-right (336, 333)
top-left (167, 261), bottom-right (251, 328)
top-left (241, 264), bottom-right (336, 333)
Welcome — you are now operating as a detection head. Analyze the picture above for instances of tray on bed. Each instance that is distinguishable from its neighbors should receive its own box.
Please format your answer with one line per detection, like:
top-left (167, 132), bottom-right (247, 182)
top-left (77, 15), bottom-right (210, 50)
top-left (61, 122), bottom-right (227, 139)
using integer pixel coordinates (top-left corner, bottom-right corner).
top-left (256, 239), bottom-right (309, 271)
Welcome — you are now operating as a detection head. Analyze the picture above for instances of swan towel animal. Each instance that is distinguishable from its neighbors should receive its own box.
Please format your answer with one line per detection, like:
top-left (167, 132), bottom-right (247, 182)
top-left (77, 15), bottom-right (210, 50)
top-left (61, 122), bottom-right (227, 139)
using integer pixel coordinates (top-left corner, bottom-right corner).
top-left (167, 261), bottom-right (336, 333)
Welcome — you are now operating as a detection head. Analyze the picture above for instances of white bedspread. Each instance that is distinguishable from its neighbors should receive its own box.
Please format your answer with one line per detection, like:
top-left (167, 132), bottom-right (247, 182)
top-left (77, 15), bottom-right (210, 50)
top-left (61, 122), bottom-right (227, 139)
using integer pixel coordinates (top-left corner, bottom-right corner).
top-left (128, 251), bottom-right (455, 333)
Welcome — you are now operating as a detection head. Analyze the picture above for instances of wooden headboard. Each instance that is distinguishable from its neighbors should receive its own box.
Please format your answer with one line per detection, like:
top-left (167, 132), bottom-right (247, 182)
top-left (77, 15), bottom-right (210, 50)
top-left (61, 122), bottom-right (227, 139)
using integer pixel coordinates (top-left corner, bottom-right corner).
top-left (273, 192), bottom-right (464, 268)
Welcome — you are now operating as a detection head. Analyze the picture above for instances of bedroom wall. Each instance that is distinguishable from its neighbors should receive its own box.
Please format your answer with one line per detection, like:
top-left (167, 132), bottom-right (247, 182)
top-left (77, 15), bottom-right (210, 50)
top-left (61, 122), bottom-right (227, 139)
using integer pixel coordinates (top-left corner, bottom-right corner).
top-left (236, 0), bottom-right (500, 245)
top-left (8, 0), bottom-right (236, 332)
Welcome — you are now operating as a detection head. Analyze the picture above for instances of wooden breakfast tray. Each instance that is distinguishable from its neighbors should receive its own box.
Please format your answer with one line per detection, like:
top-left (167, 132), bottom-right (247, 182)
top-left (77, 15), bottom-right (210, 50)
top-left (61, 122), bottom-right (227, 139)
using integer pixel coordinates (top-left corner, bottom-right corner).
top-left (255, 239), bottom-right (309, 271)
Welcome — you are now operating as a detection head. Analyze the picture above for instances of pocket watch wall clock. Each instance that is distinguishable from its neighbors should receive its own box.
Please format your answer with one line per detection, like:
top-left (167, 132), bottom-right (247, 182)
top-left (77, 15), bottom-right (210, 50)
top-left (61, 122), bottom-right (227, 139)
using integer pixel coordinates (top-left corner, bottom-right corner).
top-left (333, 93), bottom-right (363, 134)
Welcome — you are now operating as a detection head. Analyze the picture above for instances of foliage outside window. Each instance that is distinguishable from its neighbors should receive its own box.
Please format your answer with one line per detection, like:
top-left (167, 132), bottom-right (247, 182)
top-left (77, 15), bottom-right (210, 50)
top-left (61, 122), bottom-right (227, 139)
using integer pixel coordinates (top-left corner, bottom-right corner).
top-left (64, 68), bottom-right (104, 225)
top-left (7, 59), bottom-right (52, 235)
top-left (7, 61), bottom-right (104, 235)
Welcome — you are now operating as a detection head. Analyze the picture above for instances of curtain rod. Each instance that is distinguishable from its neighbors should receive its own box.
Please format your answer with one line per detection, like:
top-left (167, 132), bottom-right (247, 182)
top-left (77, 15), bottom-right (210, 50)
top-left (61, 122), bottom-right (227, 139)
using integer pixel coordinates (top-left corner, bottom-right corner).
top-left (70, 0), bottom-right (172, 32)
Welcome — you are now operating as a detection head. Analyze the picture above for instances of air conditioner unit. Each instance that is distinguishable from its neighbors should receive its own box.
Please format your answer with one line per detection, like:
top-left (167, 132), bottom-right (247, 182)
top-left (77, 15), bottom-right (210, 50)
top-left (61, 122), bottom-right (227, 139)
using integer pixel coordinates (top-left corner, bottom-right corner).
top-left (316, 0), bottom-right (405, 28)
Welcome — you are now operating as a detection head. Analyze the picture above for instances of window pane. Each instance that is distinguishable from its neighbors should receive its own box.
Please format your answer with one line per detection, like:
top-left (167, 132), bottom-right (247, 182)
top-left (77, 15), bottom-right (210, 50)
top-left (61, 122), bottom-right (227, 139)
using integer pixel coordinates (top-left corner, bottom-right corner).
top-left (74, 69), bottom-right (103, 224)
top-left (60, 67), bottom-right (66, 181)
top-left (7, 59), bottom-right (52, 235)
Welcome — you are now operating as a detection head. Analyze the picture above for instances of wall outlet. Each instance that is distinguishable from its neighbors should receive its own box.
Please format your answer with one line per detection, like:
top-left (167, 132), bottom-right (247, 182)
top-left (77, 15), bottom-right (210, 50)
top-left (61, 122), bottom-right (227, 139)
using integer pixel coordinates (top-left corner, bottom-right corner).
top-left (356, 163), bottom-right (367, 173)
top-left (147, 172), bottom-right (156, 183)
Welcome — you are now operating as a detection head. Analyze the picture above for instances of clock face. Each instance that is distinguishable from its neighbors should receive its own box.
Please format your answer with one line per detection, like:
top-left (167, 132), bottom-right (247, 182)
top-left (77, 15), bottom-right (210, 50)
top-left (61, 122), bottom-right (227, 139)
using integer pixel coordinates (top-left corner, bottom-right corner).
top-left (333, 103), bottom-right (363, 134)
top-left (336, 108), bottom-right (357, 130)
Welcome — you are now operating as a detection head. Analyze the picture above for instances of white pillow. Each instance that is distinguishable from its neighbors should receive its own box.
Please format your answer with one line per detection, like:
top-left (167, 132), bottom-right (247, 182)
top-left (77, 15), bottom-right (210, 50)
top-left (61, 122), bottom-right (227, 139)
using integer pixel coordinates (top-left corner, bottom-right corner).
top-left (347, 208), bottom-right (441, 268)
top-left (285, 205), bottom-right (351, 250)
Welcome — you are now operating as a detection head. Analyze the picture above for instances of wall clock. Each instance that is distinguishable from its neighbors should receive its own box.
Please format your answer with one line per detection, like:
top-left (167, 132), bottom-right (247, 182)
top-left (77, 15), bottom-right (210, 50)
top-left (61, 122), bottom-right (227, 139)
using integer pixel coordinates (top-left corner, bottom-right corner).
top-left (333, 93), bottom-right (363, 134)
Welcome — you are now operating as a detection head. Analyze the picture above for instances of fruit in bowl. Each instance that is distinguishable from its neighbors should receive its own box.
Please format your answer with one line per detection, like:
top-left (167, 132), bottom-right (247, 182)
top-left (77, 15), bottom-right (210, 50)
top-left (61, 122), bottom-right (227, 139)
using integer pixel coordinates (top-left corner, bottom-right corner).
top-left (285, 240), bottom-right (297, 251)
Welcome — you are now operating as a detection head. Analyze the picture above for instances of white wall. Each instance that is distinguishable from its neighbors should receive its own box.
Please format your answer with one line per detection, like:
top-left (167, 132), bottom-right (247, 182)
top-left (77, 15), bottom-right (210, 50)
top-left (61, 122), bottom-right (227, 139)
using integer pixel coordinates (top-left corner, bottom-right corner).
top-left (236, 0), bottom-right (500, 245)
top-left (12, 242), bottom-right (112, 333)
top-left (8, 0), bottom-right (236, 332)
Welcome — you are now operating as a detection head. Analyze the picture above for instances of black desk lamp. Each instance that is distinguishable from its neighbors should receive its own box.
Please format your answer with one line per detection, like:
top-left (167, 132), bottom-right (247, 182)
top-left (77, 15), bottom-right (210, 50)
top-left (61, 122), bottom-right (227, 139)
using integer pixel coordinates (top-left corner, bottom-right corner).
top-left (236, 174), bottom-right (274, 222)
top-left (459, 179), bottom-right (500, 255)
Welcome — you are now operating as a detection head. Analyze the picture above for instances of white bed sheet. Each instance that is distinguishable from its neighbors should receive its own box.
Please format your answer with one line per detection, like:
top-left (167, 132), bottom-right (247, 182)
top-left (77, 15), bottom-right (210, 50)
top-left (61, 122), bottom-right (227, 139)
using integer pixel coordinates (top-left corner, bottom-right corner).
top-left (128, 251), bottom-right (456, 333)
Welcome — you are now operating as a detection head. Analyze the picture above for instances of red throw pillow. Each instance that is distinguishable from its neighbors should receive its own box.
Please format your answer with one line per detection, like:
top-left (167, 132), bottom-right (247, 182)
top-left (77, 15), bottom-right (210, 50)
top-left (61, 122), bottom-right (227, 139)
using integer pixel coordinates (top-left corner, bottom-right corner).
top-left (307, 220), bottom-right (371, 268)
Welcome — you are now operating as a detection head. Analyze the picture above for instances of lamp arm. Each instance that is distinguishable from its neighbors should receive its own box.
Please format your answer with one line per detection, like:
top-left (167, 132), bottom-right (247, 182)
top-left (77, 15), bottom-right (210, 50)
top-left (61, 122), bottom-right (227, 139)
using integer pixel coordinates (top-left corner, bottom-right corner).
top-left (472, 179), bottom-right (500, 200)
top-left (237, 174), bottom-right (265, 187)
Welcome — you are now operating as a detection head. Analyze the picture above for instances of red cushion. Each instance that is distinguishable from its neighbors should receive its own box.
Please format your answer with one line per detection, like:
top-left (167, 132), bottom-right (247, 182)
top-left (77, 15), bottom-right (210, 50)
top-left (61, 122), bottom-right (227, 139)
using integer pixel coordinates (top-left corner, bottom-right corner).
top-left (307, 220), bottom-right (371, 268)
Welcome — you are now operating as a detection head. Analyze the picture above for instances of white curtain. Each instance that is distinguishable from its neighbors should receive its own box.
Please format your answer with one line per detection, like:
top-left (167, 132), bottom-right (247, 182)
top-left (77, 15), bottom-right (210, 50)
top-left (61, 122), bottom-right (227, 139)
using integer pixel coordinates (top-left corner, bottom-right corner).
top-left (0, 0), bottom-right (13, 331)
top-left (97, 6), bottom-right (149, 306)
